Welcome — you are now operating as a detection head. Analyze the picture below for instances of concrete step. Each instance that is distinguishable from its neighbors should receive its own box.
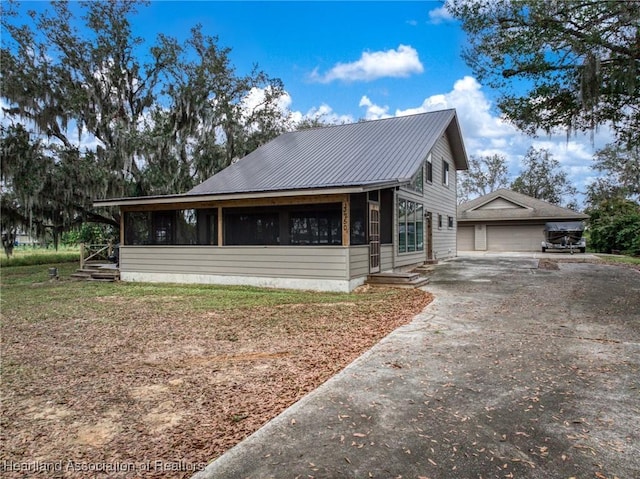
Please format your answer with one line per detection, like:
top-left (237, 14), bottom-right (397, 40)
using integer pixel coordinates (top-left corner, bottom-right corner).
top-left (366, 272), bottom-right (429, 289)
top-left (367, 272), bottom-right (421, 284)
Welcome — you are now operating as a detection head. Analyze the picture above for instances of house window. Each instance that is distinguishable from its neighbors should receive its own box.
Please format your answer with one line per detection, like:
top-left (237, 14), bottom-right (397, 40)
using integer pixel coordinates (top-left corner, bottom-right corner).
top-left (442, 159), bottom-right (450, 186)
top-left (410, 164), bottom-right (424, 193)
top-left (398, 200), bottom-right (407, 253)
top-left (398, 199), bottom-right (424, 254)
top-left (406, 201), bottom-right (416, 252)
top-left (290, 210), bottom-right (341, 245)
top-left (416, 204), bottom-right (424, 250)
top-left (225, 211), bottom-right (279, 245)
top-left (448, 216), bottom-right (454, 229)
top-left (426, 154), bottom-right (433, 183)
top-left (438, 214), bottom-right (443, 229)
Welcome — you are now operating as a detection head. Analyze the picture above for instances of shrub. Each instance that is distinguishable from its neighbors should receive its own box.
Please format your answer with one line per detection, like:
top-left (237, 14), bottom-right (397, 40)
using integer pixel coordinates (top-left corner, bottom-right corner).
top-left (61, 223), bottom-right (116, 246)
top-left (587, 198), bottom-right (640, 255)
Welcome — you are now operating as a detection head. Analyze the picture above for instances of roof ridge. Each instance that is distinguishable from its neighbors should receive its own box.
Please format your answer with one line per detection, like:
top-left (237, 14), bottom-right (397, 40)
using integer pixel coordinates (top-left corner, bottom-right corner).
top-left (293, 108), bottom-right (457, 132)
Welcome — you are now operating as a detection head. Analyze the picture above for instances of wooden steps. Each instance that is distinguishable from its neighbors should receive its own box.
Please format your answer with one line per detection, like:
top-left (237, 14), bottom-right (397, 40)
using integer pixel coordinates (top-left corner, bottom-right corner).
top-left (366, 271), bottom-right (429, 289)
top-left (71, 263), bottom-right (120, 282)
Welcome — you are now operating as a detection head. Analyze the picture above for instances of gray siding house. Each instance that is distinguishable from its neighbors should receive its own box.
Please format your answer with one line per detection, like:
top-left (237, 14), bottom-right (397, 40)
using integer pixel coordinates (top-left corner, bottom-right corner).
top-left (96, 109), bottom-right (469, 292)
top-left (457, 189), bottom-right (588, 252)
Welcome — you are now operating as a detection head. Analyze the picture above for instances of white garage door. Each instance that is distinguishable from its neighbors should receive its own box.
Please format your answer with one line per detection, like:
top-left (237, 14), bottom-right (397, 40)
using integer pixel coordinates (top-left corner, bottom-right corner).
top-left (457, 225), bottom-right (474, 251)
top-left (487, 225), bottom-right (545, 251)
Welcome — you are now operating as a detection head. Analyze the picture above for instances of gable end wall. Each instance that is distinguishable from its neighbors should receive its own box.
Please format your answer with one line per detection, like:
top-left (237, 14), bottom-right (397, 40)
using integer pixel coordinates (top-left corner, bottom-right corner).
top-left (394, 134), bottom-right (458, 268)
top-left (428, 133), bottom-right (458, 259)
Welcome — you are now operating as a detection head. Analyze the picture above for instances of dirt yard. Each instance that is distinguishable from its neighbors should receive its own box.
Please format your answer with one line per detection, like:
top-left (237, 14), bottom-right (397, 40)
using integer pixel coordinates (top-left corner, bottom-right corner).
top-left (193, 256), bottom-right (640, 479)
top-left (0, 269), bottom-right (431, 479)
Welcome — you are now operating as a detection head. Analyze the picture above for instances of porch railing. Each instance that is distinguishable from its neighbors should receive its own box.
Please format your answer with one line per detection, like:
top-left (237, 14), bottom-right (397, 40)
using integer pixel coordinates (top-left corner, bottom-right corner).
top-left (79, 241), bottom-right (114, 269)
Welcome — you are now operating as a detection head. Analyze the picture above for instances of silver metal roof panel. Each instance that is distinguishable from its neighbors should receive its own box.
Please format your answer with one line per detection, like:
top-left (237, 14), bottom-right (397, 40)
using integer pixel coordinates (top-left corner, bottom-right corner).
top-left (188, 109), bottom-right (467, 196)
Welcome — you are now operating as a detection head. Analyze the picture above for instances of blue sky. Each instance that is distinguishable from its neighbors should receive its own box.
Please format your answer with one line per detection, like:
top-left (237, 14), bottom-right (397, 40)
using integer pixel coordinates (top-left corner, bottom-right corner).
top-left (129, 1), bottom-right (470, 119)
top-left (8, 1), bottom-right (614, 207)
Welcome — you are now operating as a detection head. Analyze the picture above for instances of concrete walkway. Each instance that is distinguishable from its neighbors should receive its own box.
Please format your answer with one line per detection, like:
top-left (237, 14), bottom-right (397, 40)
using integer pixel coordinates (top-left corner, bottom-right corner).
top-left (193, 255), bottom-right (640, 479)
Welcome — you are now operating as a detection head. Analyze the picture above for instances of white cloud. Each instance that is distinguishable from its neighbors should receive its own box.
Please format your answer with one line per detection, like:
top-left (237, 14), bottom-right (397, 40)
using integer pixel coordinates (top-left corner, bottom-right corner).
top-left (359, 96), bottom-right (391, 120)
top-left (237, 86), bottom-right (295, 134)
top-left (356, 75), bottom-right (612, 207)
top-left (303, 103), bottom-right (355, 125)
top-left (241, 86), bottom-right (292, 117)
top-left (311, 45), bottom-right (424, 83)
top-left (395, 75), bottom-right (515, 140)
top-left (428, 4), bottom-right (454, 24)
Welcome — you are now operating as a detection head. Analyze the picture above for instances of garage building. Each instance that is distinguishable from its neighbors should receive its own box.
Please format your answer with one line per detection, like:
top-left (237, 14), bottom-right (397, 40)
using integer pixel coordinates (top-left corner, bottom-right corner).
top-left (457, 189), bottom-right (588, 252)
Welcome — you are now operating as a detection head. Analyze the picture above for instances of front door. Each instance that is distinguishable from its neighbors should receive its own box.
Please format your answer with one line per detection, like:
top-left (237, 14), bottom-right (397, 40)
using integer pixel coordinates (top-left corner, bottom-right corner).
top-left (369, 202), bottom-right (380, 273)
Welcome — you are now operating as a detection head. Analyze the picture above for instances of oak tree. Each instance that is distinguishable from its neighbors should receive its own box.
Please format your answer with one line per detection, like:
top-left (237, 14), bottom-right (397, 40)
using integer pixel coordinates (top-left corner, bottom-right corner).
top-left (448, 0), bottom-right (640, 149)
top-left (457, 153), bottom-right (509, 203)
top-left (510, 147), bottom-right (578, 207)
top-left (1, 1), bottom-right (290, 241)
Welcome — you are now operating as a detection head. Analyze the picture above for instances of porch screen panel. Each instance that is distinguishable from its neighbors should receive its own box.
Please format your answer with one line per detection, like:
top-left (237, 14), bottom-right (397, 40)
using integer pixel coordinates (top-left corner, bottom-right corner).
top-left (124, 209), bottom-right (217, 245)
top-left (176, 209), bottom-right (197, 245)
top-left (380, 189), bottom-right (394, 244)
top-left (152, 212), bottom-right (173, 245)
top-left (225, 212), bottom-right (280, 245)
top-left (196, 209), bottom-right (217, 245)
top-left (290, 210), bottom-right (341, 245)
top-left (124, 211), bottom-right (151, 245)
top-left (350, 193), bottom-right (367, 245)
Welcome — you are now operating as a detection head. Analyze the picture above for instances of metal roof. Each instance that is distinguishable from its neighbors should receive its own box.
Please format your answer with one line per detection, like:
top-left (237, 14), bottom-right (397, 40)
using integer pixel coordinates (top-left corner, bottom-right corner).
top-left (457, 189), bottom-right (589, 222)
top-left (188, 109), bottom-right (468, 196)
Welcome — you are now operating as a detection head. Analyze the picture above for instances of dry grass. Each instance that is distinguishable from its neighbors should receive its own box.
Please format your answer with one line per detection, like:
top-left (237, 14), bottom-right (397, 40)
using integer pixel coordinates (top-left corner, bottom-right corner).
top-left (0, 263), bottom-right (431, 478)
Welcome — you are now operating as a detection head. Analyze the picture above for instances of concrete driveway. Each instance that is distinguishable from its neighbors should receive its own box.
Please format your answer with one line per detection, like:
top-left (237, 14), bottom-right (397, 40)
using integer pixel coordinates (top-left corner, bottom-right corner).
top-left (194, 256), bottom-right (640, 479)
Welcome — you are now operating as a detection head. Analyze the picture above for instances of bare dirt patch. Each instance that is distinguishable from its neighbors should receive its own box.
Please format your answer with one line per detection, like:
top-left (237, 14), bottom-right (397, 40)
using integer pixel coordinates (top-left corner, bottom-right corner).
top-left (537, 258), bottom-right (560, 270)
top-left (0, 281), bottom-right (431, 478)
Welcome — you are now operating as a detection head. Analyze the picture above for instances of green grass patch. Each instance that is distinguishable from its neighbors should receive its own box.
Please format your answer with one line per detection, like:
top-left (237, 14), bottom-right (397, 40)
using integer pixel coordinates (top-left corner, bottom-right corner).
top-left (0, 247), bottom-right (80, 267)
top-left (595, 254), bottom-right (640, 265)
top-left (0, 262), bottom-right (79, 286)
top-left (0, 261), bottom-right (397, 321)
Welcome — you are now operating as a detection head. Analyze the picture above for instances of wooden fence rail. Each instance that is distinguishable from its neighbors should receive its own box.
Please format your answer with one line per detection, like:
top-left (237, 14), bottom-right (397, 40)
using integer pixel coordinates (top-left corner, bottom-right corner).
top-left (79, 242), bottom-right (114, 269)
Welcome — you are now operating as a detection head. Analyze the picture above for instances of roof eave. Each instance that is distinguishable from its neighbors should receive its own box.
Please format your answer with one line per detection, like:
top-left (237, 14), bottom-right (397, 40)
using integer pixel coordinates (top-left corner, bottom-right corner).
top-left (446, 113), bottom-right (469, 171)
top-left (94, 180), bottom-right (406, 208)
top-left (457, 214), bottom-right (589, 223)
